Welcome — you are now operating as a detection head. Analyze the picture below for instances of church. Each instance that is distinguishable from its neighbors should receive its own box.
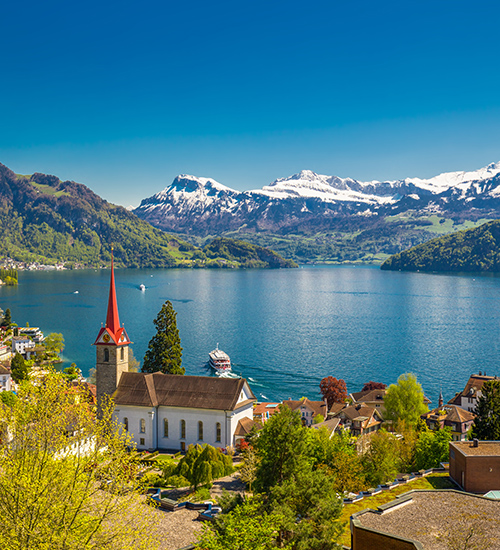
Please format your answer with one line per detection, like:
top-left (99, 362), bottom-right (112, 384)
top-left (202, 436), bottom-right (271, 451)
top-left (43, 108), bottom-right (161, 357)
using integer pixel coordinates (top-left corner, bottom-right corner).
top-left (93, 256), bottom-right (256, 451)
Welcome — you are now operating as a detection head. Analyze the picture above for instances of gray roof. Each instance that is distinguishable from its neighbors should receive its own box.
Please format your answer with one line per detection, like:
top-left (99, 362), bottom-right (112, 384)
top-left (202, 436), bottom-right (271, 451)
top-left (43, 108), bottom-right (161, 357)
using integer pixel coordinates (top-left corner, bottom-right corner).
top-left (113, 372), bottom-right (256, 411)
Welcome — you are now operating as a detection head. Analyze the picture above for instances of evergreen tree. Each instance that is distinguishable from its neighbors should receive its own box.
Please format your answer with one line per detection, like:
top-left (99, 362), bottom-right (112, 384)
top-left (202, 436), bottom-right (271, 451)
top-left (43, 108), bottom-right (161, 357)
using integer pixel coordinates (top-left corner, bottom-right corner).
top-left (142, 301), bottom-right (184, 375)
top-left (11, 352), bottom-right (29, 383)
top-left (472, 380), bottom-right (500, 440)
top-left (1, 308), bottom-right (11, 328)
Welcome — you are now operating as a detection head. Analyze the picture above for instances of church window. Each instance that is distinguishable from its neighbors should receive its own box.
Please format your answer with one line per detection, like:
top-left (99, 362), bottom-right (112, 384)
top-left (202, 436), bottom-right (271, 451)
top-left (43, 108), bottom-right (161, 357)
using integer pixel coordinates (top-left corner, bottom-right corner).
top-left (140, 419), bottom-right (146, 433)
top-left (180, 420), bottom-right (186, 439)
top-left (163, 418), bottom-right (168, 438)
top-left (123, 417), bottom-right (128, 431)
top-left (216, 422), bottom-right (221, 442)
top-left (120, 347), bottom-right (124, 361)
top-left (104, 348), bottom-right (109, 362)
top-left (198, 421), bottom-right (203, 441)
top-left (140, 438), bottom-right (145, 446)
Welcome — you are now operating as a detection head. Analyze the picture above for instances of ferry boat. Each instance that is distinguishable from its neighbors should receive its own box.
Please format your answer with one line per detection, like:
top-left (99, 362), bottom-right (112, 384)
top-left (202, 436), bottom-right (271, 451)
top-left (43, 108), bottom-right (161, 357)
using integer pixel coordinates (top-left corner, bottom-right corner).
top-left (139, 284), bottom-right (146, 291)
top-left (209, 345), bottom-right (231, 373)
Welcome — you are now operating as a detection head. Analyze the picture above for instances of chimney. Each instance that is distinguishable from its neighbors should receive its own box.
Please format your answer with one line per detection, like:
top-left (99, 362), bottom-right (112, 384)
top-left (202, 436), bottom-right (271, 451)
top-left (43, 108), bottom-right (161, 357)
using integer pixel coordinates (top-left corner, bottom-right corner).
top-left (473, 438), bottom-right (479, 448)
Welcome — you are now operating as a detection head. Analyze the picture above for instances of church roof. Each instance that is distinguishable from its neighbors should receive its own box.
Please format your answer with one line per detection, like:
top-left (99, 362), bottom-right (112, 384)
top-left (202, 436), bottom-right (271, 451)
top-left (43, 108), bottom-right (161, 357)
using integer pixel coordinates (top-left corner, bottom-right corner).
top-left (94, 252), bottom-right (131, 347)
top-left (113, 372), bottom-right (257, 411)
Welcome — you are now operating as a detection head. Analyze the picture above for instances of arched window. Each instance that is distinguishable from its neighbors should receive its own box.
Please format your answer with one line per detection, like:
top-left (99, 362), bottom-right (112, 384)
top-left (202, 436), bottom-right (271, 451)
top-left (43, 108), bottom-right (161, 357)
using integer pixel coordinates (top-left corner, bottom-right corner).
top-left (104, 348), bottom-right (109, 362)
top-left (123, 417), bottom-right (128, 431)
top-left (120, 347), bottom-right (124, 361)
top-left (216, 422), bottom-right (221, 442)
top-left (163, 418), bottom-right (168, 438)
top-left (198, 421), bottom-right (203, 441)
top-left (140, 419), bottom-right (146, 433)
top-left (180, 420), bottom-right (186, 439)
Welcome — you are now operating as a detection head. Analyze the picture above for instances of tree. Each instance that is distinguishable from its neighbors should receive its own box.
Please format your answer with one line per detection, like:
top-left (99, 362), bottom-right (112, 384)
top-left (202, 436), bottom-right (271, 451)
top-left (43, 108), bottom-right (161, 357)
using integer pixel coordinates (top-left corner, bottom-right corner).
top-left (142, 301), bottom-right (184, 375)
top-left (471, 380), bottom-right (500, 440)
top-left (362, 430), bottom-right (400, 487)
top-left (384, 373), bottom-right (428, 427)
top-left (239, 446), bottom-right (259, 492)
top-left (319, 376), bottom-right (347, 408)
top-left (10, 352), bottom-right (29, 383)
top-left (128, 348), bottom-right (140, 372)
top-left (196, 498), bottom-right (290, 550)
top-left (63, 363), bottom-right (80, 381)
top-left (309, 428), bottom-right (367, 494)
top-left (361, 381), bottom-right (387, 392)
top-left (0, 372), bottom-right (160, 550)
top-left (254, 405), bottom-right (309, 493)
top-left (0, 308), bottom-right (11, 328)
top-left (414, 427), bottom-right (452, 470)
top-left (0, 391), bottom-right (17, 407)
top-left (44, 332), bottom-right (65, 354)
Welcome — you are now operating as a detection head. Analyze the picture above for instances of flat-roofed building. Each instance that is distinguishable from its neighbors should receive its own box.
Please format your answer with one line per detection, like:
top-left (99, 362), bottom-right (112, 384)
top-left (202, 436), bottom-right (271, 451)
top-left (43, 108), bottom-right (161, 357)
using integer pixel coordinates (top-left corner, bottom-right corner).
top-left (449, 440), bottom-right (500, 493)
top-left (351, 490), bottom-right (500, 549)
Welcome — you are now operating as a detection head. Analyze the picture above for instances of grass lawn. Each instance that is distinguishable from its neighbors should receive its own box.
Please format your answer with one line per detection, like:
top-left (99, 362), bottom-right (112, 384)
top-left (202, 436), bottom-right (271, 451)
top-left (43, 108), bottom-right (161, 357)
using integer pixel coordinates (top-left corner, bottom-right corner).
top-left (337, 474), bottom-right (456, 547)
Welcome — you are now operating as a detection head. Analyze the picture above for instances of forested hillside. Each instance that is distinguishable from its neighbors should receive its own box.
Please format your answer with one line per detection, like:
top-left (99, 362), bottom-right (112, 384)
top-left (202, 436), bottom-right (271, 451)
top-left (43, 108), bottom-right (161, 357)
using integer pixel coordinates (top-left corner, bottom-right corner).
top-left (0, 163), bottom-right (296, 269)
top-left (381, 220), bottom-right (500, 272)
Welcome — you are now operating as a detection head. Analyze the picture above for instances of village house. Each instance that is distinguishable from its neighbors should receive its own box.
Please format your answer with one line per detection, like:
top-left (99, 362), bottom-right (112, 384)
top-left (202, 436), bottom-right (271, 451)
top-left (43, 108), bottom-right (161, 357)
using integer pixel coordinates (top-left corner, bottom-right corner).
top-left (94, 254), bottom-right (256, 452)
top-left (282, 397), bottom-right (328, 427)
top-left (421, 393), bottom-right (475, 441)
top-left (0, 344), bottom-right (12, 362)
top-left (0, 364), bottom-right (12, 392)
top-left (349, 388), bottom-right (387, 415)
top-left (11, 336), bottom-right (36, 359)
top-left (449, 440), bottom-right (500, 493)
top-left (332, 403), bottom-right (384, 437)
top-left (448, 372), bottom-right (499, 412)
top-left (253, 402), bottom-right (280, 424)
top-left (18, 327), bottom-right (45, 343)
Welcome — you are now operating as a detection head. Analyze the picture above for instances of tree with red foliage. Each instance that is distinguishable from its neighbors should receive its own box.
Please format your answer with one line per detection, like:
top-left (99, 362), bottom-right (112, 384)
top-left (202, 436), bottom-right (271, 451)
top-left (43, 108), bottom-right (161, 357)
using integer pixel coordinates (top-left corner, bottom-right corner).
top-left (319, 376), bottom-right (347, 408)
top-left (361, 381), bottom-right (387, 392)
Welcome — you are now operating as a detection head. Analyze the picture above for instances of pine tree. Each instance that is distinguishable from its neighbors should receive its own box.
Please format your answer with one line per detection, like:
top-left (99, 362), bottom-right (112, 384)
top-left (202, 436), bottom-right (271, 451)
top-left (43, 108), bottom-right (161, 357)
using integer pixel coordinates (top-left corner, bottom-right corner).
top-left (472, 380), bottom-right (500, 440)
top-left (1, 308), bottom-right (11, 328)
top-left (142, 300), bottom-right (184, 375)
top-left (10, 352), bottom-right (29, 383)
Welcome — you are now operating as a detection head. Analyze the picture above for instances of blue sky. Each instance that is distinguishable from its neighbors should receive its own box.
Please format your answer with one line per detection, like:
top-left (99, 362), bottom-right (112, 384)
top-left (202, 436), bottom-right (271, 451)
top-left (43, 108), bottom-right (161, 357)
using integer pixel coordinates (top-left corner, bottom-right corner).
top-left (2, 0), bottom-right (500, 206)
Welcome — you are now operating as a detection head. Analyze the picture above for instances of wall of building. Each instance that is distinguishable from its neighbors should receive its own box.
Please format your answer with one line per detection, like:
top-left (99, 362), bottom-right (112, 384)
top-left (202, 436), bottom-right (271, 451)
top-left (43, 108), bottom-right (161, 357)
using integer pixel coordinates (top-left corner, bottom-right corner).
top-left (351, 521), bottom-right (421, 550)
top-left (96, 344), bottom-right (129, 402)
top-left (114, 401), bottom-right (254, 452)
top-left (114, 404), bottom-right (156, 450)
top-left (450, 444), bottom-right (500, 493)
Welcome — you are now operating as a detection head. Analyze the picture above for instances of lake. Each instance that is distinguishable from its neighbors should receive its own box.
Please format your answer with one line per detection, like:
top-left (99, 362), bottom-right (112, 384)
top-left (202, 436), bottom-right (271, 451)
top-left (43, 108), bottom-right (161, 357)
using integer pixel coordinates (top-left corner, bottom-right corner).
top-left (1, 265), bottom-right (499, 406)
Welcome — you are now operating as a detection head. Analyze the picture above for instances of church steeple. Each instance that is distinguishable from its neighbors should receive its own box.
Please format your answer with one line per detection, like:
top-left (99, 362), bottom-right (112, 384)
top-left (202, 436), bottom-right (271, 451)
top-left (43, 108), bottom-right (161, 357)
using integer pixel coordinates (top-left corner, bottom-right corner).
top-left (94, 250), bottom-right (132, 403)
top-left (105, 251), bottom-right (120, 337)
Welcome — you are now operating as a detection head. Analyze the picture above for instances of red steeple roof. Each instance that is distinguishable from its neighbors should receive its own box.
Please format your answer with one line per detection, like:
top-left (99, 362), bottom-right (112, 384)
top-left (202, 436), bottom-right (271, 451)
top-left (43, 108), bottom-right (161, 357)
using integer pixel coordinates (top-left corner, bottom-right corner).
top-left (93, 250), bottom-right (131, 347)
top-left (106, 252), bottom-right (120, 335)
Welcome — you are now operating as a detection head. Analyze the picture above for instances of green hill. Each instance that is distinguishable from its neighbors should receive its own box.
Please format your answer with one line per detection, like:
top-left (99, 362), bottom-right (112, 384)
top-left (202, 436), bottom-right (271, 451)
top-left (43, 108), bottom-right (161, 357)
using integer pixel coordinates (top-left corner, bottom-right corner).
top-left (0, 163), bottom-right (295, 269)
top-left (381, 219), bottom-right (500, 273)
top-left (204, 238), bottom-right (298, 268)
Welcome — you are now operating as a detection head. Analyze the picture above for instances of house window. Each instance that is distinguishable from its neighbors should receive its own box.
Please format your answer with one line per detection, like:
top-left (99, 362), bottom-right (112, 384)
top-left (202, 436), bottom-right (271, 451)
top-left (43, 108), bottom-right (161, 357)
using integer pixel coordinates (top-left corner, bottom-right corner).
top-left (123, 417), bottom-right (128, 431)
top-left (140, 438), bottom-right (145, 446)
top-left (120, 347), bottom-right (124, 361)
top-left (163, 418), bottom-right (168, 438)
top-left (104, 348), bottom-right (109, 362)
top-left (180, 420), bottom-right (186, 439)
top-left (198, 421), bottom-right (203, 441)
top-left (216, 422), bottom-right (221, 442)
top-left (140, 419), bottom-right (146, 433)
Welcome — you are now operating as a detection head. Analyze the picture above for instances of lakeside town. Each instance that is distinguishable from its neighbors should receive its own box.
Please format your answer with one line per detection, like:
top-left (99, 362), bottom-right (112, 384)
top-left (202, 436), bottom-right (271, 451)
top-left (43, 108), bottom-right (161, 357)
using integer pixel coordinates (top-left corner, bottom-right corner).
top-left (1, 264), bottom-right (499, 550)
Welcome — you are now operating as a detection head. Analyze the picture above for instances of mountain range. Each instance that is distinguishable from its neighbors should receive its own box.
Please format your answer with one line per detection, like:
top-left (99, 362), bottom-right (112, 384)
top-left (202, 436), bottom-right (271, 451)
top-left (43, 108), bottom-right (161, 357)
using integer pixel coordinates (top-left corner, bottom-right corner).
top-left (0, 163), bottom-right (295, 269)
top-left (133, 162), bottom-right (500, 235)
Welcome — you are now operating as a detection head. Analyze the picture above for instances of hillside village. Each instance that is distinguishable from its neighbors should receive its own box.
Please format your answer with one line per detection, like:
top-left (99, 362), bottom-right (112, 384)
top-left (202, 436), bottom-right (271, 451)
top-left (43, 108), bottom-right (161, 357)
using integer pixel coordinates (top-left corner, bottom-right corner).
top-left (1, 262), bottom-right (499, 550)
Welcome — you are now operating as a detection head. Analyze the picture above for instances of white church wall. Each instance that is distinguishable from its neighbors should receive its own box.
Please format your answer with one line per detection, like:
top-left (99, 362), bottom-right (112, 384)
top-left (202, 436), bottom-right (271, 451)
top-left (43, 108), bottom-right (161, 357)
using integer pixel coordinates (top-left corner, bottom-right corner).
top-left (114, 404), bottom-right (156, 451)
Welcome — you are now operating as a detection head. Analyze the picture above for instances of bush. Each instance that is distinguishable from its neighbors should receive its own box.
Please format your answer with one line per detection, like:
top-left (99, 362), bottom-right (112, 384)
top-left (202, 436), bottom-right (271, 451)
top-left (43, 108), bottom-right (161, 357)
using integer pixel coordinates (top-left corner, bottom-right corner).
top-left (165, 475), bottom-right (190, 488)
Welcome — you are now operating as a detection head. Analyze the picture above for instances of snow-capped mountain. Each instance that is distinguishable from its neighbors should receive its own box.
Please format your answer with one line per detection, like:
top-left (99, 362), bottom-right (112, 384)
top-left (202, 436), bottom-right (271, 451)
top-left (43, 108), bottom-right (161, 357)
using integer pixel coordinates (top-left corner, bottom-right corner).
top-left (133, 163), bottom-right (500, 235)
